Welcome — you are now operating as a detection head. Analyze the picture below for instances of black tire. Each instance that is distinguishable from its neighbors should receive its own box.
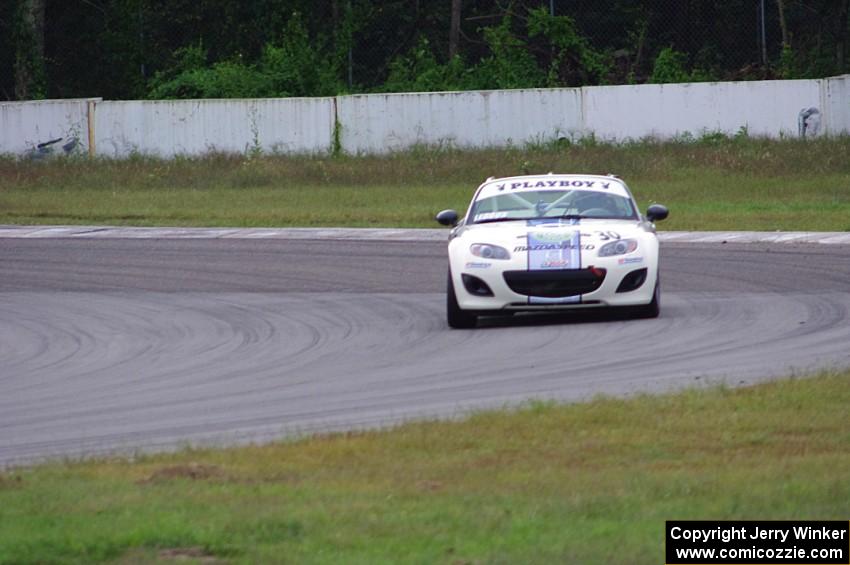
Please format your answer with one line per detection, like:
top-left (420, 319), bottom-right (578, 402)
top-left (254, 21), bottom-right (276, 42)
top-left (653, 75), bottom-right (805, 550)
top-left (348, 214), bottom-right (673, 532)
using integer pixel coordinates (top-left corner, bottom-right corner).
top-left (447, 270), bottom-right (478, 329)
top-left (631, 280), bottom-right (660, 319)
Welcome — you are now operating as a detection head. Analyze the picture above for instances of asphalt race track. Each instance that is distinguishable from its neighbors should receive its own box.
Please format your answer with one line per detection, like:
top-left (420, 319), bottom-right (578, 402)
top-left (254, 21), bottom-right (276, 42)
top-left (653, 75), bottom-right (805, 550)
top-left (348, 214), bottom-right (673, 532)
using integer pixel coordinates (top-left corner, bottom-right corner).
top-left (2, 235), bottom-right (850, 467)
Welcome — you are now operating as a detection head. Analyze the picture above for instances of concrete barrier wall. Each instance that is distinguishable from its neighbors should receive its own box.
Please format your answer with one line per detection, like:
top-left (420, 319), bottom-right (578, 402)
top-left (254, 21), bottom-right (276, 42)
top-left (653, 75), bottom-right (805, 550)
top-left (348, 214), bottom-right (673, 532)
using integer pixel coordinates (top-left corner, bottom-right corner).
top-left (1, 76), bottom-right (847, 157)
top-left (0, 99), bottom-right (94, 155)
top-left (94, 98), bottom-right (335, 157)
top-left (337, 89), bottom-right (583, 154)
top-left (582, 80), bottom-right (821, 140)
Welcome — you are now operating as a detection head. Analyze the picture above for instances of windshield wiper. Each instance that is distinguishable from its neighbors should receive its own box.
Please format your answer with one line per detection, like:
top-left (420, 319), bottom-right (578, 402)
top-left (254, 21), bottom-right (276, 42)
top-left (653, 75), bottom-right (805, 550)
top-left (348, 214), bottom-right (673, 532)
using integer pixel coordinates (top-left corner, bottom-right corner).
top-left (472, 217), bottom-right (521, 224)
top-left (555, 214), bottom-right (632, 220)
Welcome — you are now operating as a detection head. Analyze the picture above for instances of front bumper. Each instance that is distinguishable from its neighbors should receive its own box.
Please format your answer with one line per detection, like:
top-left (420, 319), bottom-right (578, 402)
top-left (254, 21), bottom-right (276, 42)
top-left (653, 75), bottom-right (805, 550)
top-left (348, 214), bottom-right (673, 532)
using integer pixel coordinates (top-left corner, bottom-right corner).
top-left (452, 260), bottom-right (657, 311)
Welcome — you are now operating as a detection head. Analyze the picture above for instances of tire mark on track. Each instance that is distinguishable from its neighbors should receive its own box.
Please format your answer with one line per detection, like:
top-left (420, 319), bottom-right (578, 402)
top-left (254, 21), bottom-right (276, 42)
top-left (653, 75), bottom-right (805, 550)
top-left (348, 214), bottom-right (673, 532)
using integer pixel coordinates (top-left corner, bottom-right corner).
top-left (2, 240), bottom-right (850, 466)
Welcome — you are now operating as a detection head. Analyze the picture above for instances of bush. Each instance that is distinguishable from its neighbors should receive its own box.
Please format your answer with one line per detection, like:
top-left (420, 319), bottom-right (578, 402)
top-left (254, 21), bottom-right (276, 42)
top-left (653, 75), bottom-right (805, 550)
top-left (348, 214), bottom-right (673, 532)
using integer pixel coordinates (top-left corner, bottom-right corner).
top-left (527, 7), bottom-right (611, 87)
top-left (474, 15), bottom-right (546, 89)
top-left (148, 14), bottom-right (342, 99)
top-left (649, 47), bottom-right (691, 84)
top-left (382, 38), bottom-right (473, 93)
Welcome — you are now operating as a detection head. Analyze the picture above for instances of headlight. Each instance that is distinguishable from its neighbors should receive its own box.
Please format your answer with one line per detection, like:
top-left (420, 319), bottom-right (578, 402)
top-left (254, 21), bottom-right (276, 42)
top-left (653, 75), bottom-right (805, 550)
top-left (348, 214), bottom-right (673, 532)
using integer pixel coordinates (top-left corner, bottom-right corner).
top-left (598, 239), bottom-right (638, 257)
top-left (470, 243), bottom-right (511, 260)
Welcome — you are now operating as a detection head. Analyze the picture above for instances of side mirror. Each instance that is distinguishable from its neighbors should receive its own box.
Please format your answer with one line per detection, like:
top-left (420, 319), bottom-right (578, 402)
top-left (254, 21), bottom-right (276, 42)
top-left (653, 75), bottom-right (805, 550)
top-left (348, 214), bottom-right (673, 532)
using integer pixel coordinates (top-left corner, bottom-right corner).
top-left (435, 209), bottom-right (459, 226)
top-left (646, 204), bottom-right (669, 222)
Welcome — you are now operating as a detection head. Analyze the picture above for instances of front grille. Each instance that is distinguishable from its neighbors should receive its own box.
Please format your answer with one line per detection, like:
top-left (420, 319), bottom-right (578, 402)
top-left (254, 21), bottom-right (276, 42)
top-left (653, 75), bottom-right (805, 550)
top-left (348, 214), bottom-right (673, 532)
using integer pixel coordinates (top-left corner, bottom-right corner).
top-left (503, 268), bottom-right (606, 298)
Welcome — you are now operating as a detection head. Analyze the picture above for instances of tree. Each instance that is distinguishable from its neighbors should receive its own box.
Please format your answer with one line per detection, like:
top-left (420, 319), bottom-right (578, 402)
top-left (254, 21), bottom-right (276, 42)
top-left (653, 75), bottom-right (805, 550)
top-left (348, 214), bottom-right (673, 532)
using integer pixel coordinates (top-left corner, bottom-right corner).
top-left (13, 0), bottom-right (46, 100)
top-left (834, 0), bottom-right (850, 70)
top-left (4, 0), bottom-right (847, 100)
top-left (449, 0), bottom-right (461, 59)
top-left (777, 0), bottom-right (789, 48)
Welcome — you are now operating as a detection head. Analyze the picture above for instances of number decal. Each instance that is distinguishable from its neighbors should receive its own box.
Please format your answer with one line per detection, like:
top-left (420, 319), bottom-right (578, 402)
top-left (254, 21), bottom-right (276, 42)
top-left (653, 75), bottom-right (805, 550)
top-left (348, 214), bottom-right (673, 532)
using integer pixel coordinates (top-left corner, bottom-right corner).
top-left (595, 231), bottom-right (621, 241)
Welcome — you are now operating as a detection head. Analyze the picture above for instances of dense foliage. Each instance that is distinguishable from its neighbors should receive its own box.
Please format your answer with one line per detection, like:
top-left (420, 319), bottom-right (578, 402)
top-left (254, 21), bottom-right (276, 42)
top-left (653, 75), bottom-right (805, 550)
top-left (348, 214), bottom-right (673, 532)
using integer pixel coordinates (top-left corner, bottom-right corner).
top-left (3, 0), bottom-right (849, 101)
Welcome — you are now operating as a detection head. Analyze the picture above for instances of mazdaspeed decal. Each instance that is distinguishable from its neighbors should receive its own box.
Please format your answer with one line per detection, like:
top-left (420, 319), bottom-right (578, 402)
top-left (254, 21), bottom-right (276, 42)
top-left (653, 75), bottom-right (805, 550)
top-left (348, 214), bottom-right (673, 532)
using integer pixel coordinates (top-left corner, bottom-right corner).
top-left (513, 242), bottom-right (595, 252)
top-left (514, 242), bottom-right (595, 252)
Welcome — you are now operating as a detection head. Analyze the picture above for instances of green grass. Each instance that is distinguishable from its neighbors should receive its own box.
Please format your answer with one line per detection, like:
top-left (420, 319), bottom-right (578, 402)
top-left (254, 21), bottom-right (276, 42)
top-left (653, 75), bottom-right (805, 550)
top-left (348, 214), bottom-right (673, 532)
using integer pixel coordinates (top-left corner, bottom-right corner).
top-left (1, 371), bottom-right (849, 564)
top-left (2, 136), bottom-right (850, 230)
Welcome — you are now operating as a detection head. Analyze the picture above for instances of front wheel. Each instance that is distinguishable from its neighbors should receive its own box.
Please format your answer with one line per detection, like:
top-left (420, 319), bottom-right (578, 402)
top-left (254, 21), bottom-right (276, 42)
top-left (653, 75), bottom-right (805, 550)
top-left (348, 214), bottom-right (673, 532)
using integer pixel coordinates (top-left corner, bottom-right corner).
top-left (447, 270), bottom-right (477, 329)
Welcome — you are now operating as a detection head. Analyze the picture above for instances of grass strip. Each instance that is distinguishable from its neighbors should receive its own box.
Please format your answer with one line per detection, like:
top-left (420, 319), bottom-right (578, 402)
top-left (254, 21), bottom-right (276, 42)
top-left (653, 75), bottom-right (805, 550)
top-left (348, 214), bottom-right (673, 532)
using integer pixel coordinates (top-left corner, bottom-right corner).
top-left (1, 371), bottom-right (848, 564)
top-left (1, 136), bottom-right (850, 231)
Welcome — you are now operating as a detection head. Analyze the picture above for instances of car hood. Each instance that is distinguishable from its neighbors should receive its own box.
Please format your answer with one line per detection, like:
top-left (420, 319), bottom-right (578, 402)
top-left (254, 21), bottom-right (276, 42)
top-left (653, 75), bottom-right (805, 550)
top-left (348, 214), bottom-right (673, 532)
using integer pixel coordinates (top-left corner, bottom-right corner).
top-left (454, 218), bottom-right (652, 249)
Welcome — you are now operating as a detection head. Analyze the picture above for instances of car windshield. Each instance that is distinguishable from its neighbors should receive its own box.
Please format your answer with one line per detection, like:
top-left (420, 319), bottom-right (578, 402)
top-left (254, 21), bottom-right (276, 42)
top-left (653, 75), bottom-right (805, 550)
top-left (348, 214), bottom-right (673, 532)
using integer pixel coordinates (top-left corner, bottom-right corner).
top-left (469, 189), bottom-right (638, 223)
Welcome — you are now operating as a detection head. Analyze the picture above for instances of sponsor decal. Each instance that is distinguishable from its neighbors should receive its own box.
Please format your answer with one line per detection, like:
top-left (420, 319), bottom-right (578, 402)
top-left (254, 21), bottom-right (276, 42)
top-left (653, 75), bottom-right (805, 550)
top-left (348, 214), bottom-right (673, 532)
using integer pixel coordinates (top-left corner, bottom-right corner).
top-left (505, 180), bottom-right (612, 190)
top-left (465, 261), bottom-right (492, 269)
top-left (530, 231), bottom-right (581, 243)
top-left (526, 229), bottom-right (582, 304)
top-left (527, 230), bottom-right (581, 271)
top-left (618, 256), bottom-right (644, 265)
top-left (473, 211), bottom-right (508, 222)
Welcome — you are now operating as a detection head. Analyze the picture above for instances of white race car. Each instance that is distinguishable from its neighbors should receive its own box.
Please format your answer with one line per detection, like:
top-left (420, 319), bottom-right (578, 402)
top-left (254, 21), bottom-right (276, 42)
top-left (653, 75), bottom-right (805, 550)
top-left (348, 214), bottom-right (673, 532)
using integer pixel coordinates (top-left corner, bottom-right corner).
top-left (435, 174), bottom-right (669, 328)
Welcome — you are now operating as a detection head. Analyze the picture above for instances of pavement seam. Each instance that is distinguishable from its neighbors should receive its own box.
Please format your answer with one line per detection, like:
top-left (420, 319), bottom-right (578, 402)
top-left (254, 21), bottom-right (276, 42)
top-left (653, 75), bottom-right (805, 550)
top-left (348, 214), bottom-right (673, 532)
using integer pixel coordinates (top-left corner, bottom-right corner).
top-left (1, 225), bottom-right (850, 244)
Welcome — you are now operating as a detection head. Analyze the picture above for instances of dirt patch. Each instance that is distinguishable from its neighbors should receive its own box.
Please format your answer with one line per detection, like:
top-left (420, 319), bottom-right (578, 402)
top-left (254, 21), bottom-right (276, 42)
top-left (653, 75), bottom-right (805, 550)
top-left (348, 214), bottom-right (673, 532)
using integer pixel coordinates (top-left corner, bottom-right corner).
top-left (262, 471), bottom-right (301, 484)
top-left (138, 463), bottom-right (224, 484)
top-left (116, 547), bottom-right (223, 564)
top-left (157, 547), bottom-right (221, 562)
top-left (416, 479), bottom-right (443, 492)
top-left (0, 474), bottom-right (24, 490)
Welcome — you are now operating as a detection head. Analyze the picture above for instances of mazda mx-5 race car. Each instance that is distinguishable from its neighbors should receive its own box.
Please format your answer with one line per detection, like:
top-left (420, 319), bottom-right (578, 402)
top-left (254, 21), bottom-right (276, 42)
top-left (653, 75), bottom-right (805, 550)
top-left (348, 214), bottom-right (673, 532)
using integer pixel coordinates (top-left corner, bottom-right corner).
top-left (435, 174), bottom-right (669, 328)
